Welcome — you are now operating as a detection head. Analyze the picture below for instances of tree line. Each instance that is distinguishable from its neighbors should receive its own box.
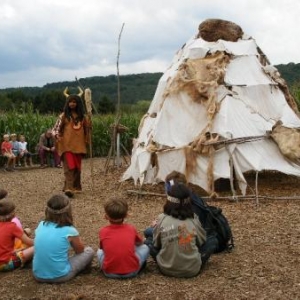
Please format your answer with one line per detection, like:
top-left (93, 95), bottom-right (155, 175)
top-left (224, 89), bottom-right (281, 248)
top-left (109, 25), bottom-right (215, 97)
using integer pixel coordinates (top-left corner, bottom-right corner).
top-left (1, 64), bottom-right (300, 114)
top-left (0, 73), bottom-right (162, 114)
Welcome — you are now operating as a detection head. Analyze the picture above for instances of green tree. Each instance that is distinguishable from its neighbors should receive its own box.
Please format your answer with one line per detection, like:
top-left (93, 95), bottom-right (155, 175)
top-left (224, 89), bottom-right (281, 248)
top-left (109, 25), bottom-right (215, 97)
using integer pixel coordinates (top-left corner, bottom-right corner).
top-left (0, 94), bottom-right (13, 112)
top-left (291, 83), bottom-right (300, 110)
top-left (34, 90), bottom-right (65, 113)
top-left (98, 96), bottom-right (116, 114)
top-left (134, 100), bottom-right (151, 114)
top-left (6, 90), bottom-right (30, 110)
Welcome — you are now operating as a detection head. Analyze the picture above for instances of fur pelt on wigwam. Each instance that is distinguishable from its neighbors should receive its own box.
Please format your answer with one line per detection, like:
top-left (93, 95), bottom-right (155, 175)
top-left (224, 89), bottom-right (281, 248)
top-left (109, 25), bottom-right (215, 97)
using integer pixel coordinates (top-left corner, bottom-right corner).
top-left (269, 120), bottom-right (300, 165)
top-left (197, 19), bottom-right (243, 42)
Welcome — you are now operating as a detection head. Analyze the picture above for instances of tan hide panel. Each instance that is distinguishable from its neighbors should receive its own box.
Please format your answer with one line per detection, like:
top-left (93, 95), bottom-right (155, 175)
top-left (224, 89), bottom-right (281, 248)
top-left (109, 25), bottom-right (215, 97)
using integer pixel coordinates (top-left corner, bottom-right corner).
top-left (270, 121), bottom-right (300, 165)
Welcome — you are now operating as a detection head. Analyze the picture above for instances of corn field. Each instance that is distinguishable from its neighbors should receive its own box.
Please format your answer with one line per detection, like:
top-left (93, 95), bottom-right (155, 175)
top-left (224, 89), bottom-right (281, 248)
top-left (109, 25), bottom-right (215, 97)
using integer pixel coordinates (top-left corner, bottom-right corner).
top-left (0, 107), bottom-right (143, 158)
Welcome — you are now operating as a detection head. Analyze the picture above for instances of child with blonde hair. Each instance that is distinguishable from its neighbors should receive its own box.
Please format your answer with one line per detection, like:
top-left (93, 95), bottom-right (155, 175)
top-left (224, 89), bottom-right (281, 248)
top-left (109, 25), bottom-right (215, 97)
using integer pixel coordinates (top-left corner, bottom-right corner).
top-left (10, 133), bottom-right (21, 166)
top-left (0, 199), bottom-right (34, 271)
top-left (33, 194), bottom-right (95, 283)
top-left (1, 134), bottom-right (16, 171)
top-left (97, 197), bottom-right (149, 279)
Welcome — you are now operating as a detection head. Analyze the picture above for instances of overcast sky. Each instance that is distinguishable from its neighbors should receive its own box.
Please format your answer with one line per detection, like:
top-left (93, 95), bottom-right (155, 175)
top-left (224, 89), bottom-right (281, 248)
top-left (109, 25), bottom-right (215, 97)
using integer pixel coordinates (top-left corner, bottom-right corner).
top-left (0, 0), bottom-right (299, 88)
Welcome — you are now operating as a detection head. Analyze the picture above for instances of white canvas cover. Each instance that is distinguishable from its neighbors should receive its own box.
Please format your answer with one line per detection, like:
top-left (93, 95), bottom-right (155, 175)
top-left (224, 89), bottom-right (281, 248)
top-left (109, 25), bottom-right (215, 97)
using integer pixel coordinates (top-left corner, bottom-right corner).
top-left (122, 24), bottom-right (300, 195)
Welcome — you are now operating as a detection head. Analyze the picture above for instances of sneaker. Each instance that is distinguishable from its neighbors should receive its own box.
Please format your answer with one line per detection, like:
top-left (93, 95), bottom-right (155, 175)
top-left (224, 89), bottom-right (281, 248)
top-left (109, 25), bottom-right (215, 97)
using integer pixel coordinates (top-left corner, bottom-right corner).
top-left (65, 190), bottom-right (74, 198)
top-left (138, 261), bottom-right (147, 274)
top-left (56, 165), bottom-right (62, 168)
top-left (22, 260), bottom-right (33, 269)
top-left (81, 262), bottom-right (93, 274)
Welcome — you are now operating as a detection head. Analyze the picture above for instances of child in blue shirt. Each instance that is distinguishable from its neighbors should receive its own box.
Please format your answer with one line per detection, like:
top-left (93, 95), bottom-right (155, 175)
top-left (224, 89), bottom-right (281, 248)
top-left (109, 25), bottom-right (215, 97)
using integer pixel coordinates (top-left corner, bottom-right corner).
top-left (33, 194), bottom-right (95, 283)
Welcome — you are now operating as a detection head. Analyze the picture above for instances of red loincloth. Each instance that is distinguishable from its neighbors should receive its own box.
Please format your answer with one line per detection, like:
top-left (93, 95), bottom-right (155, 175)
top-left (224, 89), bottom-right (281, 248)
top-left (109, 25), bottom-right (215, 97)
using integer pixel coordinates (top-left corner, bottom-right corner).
top-left (64, 152), bottom-right (82, 170)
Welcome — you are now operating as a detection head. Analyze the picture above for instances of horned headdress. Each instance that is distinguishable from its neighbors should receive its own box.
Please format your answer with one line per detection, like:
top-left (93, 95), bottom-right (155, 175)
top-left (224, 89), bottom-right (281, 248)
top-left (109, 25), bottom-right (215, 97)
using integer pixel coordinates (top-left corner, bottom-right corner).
top-left (63, 86), bottom-right (92, 116)
top-left (63, 86), bottom-right (83, 101)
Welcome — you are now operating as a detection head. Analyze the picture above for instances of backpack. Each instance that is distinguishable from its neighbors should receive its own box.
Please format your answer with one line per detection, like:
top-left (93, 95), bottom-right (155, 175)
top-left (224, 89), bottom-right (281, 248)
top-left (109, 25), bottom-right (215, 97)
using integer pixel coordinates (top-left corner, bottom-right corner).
top-left (190, 193), bottom-right (234, 253)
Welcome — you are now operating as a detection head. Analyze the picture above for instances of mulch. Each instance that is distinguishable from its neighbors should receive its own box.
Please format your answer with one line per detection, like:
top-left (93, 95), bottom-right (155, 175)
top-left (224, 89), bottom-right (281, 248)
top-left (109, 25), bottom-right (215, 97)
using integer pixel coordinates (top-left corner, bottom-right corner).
top-left (1, 158), bottom-right (300, 300)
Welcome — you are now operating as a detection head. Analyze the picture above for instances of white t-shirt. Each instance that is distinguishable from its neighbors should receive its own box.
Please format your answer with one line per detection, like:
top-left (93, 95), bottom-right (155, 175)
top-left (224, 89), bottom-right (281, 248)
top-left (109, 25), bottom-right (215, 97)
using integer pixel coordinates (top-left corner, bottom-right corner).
top-left (19, 141), bottom-right (27, 151)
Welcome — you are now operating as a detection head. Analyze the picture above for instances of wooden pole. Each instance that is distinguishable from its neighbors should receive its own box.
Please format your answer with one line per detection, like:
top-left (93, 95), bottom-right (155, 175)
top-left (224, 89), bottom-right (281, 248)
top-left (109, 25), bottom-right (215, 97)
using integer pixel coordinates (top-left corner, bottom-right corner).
top-left (104, 23), bottom-right (125, 173)
top-left (116, 23), bottom-right (125, 121)
top-left (255, 171), bottom-right (259, 206)
top-left (226, 145), bottom-right (237, 200)
top-left (126, 189), bottom-right (300, 201)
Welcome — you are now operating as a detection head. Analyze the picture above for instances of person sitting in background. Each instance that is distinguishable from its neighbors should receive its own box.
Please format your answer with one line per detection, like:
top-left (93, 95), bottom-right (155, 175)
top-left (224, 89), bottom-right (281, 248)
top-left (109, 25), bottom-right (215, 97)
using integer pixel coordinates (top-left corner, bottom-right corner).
top-left (10, 134), bottom-right (21, 166)
top-left (1, 134), bottom-right (16, 171)
top-left (18, 135), bottom-right (33, 167)
top-left (38, 129), bottom-right (61, 168)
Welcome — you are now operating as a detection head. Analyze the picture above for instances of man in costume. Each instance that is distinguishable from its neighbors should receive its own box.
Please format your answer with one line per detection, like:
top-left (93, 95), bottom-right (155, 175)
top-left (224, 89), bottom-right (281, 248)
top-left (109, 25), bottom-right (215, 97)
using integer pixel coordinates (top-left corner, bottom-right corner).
top-left (52, 88), bottom-right (91, 197)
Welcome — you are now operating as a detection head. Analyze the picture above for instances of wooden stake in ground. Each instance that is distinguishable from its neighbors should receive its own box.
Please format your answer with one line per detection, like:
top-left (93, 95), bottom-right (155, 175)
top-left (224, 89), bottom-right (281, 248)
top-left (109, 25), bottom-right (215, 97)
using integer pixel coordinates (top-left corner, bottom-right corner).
top-left (84, 88), bottom-right (95, 193)
top-left (104, 23), bottom-right (130, 173)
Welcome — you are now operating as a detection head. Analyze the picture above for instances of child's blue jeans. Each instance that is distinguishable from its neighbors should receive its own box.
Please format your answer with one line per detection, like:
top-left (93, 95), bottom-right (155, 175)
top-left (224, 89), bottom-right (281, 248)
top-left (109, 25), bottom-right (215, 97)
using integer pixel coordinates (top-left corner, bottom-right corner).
top-left (96, 244), bottom-right (149, 279)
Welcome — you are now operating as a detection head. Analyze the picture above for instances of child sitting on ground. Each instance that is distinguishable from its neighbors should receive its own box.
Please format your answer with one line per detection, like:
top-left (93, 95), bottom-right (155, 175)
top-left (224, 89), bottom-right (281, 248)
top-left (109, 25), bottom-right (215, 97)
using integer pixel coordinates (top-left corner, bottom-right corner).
top-left (1, 134), bottom-right (16, 171)
top-left (97, 197), bottom-right (149, 279)
top-left (0, 189), bottom-right (31, 251)
top-left (0, 199), bottom-right (34, 271)
top-left (144, 183), bottom-right (210, 278)
top-left (33, 194), bottom-right (95, 283)
top-left (163, 171), bottom-right (220, 254)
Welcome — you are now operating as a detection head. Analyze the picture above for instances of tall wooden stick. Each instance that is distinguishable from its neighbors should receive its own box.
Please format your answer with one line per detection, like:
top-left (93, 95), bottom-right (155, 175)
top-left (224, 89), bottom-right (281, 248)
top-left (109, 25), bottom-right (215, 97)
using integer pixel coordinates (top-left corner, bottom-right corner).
top-left (116, 23), bottom-right (125, 121)
top-left (116, 23), bottom-right (125, 167)
top-left (104, 23), bottom-right (126, 172)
